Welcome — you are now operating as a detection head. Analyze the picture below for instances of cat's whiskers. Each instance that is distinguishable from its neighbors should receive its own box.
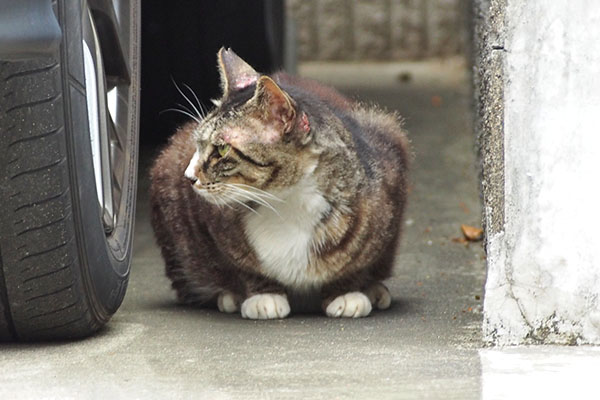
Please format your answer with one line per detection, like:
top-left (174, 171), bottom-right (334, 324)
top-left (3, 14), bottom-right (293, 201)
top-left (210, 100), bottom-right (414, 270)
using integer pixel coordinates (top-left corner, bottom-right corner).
top-left (224, 186), bottom-right (271, 211)
top-left (225, 183), bottom-right (285, 203)
top-left (220, 191), bottom-right (261, 216)
top-left (231, 189), bottom-right (281, 218)
top-left (175, 102), bottom-right (197, 117)
top-left (208, 193), bottom-right (226, 210)
top-left (193, 184), bottom-right (221, 209)
top-left (181, 82), bottom-right (207, 119)
top-left (197, 187), bottom-right (214, 202)
top-left (172, 78), bottom-right (205, 122)
top-left (176, 102), bottom-right (204, 124)
top-left (160, 107), bottom-right (202, 124)
top-left (214, 193), bottom-right (234, 211)
top-left (222, 184), bottom-right (282, 218)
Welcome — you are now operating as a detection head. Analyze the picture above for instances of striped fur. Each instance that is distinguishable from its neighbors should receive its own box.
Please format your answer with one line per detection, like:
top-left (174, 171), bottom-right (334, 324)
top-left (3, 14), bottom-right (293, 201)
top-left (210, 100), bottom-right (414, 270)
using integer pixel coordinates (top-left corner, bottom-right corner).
top-left (150, 48), bottom-right (410, 318)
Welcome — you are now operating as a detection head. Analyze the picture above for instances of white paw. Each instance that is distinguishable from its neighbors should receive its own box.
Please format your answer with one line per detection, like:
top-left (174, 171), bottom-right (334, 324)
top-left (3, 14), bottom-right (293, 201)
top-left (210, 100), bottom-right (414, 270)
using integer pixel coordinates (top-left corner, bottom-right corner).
top-left (364, 282), bottom-right (392, 310)
top-left (217, 291), bottom-right (240, 313)
top-left (326, 292), bottom-right (372, 318)
top-left (241, 293), bottom-right (291, 320)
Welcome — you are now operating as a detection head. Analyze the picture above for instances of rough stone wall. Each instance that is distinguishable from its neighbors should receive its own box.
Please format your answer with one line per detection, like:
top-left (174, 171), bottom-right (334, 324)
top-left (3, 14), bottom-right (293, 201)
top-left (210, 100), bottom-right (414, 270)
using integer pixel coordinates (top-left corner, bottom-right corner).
top-left (287, 0), bottom-right (469, 60)
top-left (475, 0), bottom-right (600, 346)
top-left (473, 0), bottom-right (505, 242)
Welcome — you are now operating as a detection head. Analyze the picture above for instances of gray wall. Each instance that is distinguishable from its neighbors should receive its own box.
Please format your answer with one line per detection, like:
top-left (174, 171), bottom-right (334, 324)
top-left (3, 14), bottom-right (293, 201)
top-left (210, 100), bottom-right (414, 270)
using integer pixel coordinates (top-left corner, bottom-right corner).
top-left (287, 0), bottom-right (469, 61)
top-left (475, 0), bottom-right (600, 346)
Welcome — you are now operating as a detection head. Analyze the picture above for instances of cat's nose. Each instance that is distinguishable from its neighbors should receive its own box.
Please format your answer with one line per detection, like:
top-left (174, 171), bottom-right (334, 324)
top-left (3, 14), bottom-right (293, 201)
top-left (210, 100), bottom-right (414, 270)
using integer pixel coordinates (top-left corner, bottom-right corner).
top-left (186, 174), bottom-right (198, 185)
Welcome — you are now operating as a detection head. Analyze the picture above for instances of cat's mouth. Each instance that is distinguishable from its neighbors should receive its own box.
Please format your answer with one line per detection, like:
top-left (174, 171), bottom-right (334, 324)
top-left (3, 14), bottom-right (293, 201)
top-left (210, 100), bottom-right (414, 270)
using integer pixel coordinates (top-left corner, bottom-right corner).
top-left (189, 179), bottom-right (222, 197)
top-left (184, 167), bottom-right (222, 198)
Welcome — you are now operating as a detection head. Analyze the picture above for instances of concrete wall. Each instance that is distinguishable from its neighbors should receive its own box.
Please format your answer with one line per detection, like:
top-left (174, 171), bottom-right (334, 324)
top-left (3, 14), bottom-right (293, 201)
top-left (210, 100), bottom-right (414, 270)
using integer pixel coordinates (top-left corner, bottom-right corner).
top-left (287, 0), bottom-right (469, 61)
top-left (475, 0), bottom-right (600, 345)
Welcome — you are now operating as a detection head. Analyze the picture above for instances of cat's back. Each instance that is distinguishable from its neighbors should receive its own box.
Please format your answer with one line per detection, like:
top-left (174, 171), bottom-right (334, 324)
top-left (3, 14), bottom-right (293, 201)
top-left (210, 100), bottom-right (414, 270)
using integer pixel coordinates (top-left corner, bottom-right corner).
top-left (276, 72), bottom-right (410, 182)
top-left (274, 72), bottom-right (353, 112)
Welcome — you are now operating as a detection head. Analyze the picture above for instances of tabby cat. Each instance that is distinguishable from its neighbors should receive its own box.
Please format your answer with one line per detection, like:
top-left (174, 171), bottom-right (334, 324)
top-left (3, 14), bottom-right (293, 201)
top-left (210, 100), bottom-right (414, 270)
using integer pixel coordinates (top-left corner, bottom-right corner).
top-left (149, 48), bottom-right (410, 319)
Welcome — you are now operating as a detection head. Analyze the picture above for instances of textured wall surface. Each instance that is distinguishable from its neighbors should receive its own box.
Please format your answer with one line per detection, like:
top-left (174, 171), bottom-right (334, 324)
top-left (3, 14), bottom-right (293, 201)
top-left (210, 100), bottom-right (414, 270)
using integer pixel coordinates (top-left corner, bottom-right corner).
top-left (287, 0), bottom-right (469, 60)
top-left (476, 0), bottom-right (600, 346)
top-left (473, 0), bottom-right (505, 240)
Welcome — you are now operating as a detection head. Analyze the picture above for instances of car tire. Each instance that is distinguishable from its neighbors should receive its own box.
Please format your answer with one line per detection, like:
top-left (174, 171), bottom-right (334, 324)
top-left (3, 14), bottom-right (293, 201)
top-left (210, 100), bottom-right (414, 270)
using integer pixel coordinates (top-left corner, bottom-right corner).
top-left (0, 0), bottom-right (140, 341)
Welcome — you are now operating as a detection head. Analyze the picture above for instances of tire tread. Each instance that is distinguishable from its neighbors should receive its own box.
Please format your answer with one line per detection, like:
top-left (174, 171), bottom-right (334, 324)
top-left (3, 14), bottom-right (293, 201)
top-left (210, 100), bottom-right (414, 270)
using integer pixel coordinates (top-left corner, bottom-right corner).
top-left (0, 54), bottom-right (99, 341)
top-left (5, 93), bottom-right (61, 113)
top-left (0, 0), bottom-right (139, 341)
top-left (3, 62), bottom-right (59, 82)
top-left (8, 127), bottom-right (62, 149)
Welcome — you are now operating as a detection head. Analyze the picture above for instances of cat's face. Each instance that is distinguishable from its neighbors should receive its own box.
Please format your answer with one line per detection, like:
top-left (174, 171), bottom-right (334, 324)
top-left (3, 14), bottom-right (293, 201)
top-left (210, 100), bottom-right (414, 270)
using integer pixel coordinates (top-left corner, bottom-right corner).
top-left (184, 48), bottom-right (314, 207)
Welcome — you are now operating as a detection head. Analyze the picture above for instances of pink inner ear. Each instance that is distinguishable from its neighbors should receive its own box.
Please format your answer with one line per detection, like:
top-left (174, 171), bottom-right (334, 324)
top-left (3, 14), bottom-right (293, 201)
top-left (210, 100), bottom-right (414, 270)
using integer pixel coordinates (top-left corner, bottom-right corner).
top-left (299, 112), bottom-right (311, 133)
top-left (234, 74), bottom-right (258, 90)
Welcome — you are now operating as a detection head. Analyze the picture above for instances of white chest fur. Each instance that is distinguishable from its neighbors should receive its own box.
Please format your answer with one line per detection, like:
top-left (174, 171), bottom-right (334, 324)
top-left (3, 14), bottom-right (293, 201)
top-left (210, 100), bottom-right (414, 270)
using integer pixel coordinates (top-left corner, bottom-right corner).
top-left (243, 176), bottom-right (331, 289)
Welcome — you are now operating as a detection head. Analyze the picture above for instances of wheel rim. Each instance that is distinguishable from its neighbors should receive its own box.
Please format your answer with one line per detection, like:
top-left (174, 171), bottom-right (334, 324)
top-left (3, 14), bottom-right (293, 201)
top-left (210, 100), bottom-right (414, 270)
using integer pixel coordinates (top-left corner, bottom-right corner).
top-left (82, 2), bottom-right (134, 260)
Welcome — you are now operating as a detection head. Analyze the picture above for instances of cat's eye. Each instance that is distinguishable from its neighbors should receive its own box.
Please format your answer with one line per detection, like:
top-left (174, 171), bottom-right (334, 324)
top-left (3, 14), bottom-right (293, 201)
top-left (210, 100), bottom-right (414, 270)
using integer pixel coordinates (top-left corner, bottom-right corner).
top-left (217, 144), bottom-right (231, 157)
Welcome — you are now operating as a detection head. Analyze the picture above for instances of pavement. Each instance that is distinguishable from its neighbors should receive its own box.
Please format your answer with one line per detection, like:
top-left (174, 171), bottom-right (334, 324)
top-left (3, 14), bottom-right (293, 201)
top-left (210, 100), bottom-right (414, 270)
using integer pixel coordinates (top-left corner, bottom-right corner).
top-left (4, 59), bottom-right (592, 400)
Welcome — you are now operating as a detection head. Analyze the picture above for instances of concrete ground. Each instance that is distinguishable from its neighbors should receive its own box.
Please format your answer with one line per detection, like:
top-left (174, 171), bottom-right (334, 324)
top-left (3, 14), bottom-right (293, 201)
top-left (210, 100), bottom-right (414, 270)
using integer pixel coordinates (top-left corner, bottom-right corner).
top-left (2, 59), bottom-right (487, 399)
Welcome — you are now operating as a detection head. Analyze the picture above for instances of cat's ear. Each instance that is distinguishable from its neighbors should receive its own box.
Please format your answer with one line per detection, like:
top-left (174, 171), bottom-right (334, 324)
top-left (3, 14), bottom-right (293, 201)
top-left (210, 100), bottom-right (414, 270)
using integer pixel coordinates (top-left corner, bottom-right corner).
top-left (217, 47), bottom-right (259, 94)
top-left (253, 76), bottom-right (297, 135)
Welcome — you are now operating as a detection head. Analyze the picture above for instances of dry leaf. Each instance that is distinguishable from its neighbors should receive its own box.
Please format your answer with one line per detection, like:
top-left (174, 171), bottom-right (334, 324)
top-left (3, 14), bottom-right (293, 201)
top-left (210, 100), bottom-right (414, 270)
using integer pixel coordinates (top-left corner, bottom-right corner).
top-left (431, 95), bottom-right (443, 107)
top-left (461, 224), bottom-right (483, 241)
top-left (452, 237), bottom-right (469, 245)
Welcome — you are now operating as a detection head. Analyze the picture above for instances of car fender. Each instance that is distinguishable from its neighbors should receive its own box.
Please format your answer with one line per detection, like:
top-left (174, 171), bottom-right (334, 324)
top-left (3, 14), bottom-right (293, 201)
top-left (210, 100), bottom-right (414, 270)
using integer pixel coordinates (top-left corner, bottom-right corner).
top-left (0, 0), bottom-right (61, 60)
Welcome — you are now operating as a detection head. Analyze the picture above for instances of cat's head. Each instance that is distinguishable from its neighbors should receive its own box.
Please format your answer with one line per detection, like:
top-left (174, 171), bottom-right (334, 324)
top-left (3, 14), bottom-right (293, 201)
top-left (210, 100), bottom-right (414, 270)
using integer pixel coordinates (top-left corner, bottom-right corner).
top-left (184, 48), bottom-right (314, 207)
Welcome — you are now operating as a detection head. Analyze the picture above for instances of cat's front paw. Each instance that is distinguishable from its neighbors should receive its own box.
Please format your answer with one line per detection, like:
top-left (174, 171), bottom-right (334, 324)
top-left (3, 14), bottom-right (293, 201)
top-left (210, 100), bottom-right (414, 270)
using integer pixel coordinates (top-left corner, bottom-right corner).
top-left (241, 293), bottom-right (291, 320)
top-left (325, 292), bottom-right (372, 318)
top-left (364, 282), bottom-right (392, 310)
top-left (217, 291), bottom-right (241, 313)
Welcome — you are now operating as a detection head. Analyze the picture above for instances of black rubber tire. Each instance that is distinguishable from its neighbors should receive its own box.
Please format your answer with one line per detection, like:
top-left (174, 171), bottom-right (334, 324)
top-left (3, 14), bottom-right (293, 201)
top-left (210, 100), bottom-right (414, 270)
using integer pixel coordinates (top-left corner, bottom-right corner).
top-left (0, 0), bottom-right (140, 341)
